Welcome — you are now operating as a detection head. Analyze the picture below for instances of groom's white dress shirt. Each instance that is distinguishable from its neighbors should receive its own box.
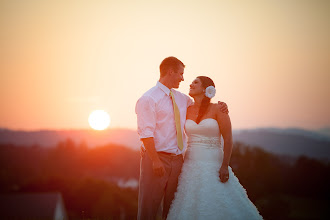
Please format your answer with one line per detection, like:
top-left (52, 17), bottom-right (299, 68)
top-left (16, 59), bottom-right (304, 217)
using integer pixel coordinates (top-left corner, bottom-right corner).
top-left (136, 81), bottom-right (193, 155)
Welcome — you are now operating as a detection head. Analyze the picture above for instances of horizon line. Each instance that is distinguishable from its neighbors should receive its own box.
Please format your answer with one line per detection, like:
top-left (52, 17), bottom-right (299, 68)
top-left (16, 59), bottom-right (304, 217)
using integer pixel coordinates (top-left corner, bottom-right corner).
top-left (1, 126), bottom-right (329, 133)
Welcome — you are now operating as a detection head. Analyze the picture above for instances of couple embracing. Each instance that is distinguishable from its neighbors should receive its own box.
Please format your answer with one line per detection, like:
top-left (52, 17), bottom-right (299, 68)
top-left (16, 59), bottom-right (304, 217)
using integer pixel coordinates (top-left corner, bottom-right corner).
top-left (135, 57), bottom-right (263, 220)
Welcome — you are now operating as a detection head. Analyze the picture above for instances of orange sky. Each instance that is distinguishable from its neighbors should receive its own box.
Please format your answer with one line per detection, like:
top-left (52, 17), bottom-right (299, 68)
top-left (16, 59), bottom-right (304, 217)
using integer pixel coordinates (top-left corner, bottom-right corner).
top-left (1, 0), bottom-right (329, 131)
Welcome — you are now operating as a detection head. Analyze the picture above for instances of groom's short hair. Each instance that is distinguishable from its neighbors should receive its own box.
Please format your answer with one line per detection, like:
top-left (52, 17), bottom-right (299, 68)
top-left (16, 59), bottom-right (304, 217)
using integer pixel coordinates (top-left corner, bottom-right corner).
top-left (160, 56), bottom-right (185, 77)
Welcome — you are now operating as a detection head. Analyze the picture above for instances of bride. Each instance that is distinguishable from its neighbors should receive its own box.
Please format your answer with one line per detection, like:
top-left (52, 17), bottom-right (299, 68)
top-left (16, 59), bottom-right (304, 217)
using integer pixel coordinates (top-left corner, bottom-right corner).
top-left (167, 76), bottom-right (263, 220)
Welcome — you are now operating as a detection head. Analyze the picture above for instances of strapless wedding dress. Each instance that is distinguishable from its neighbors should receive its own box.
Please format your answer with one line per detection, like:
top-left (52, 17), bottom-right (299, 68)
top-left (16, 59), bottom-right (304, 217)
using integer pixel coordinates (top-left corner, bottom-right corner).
top-left (167, 118), bottom-right (263, 220)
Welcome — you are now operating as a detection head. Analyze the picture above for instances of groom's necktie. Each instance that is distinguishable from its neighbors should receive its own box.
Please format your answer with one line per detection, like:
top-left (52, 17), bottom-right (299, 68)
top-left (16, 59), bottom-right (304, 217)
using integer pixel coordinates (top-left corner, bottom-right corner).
top-left (169, 90), bottom-right (184, 151)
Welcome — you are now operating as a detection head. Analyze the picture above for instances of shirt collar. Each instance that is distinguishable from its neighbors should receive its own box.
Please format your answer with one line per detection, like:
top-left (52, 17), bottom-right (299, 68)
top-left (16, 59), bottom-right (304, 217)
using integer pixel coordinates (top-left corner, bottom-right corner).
top-left (156, 81), bottom-right (171, 96)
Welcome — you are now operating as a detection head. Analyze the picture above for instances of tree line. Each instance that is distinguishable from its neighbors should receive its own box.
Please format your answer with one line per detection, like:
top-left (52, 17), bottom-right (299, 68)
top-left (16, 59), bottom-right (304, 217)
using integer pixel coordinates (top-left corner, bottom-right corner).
top-left (0, 140), bottom-right (329, 219)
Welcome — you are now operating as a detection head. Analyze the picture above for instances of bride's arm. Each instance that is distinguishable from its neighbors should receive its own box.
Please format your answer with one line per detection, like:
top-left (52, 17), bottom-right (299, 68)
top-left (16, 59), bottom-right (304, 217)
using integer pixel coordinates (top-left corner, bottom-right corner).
top-left (216, 106), bottom-right (233, 182)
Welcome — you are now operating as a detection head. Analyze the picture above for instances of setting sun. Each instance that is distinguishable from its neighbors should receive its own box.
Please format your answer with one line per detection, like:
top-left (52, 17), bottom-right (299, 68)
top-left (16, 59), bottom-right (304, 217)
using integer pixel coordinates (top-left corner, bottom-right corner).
top-left (88, 110), bottom-right (111, 130)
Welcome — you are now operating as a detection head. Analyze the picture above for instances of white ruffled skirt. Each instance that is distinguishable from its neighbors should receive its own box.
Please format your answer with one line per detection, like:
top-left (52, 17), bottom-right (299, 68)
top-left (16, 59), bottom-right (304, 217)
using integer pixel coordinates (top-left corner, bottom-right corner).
top-left (167, 142), bottom-right (263, 220)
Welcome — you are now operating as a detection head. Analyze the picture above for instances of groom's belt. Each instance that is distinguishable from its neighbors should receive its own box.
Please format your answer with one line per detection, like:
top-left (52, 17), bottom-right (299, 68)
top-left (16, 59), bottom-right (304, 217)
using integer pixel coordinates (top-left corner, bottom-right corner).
top-left (140, 147), bottom-right (181, 157)
top-left (157, 151), bottom-right (182, 157)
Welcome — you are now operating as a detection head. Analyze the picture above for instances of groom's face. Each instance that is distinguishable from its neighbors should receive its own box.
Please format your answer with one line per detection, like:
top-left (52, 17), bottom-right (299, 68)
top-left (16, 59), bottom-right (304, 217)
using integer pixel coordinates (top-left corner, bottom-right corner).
top-left (170, 64), bottom-right (185, 89)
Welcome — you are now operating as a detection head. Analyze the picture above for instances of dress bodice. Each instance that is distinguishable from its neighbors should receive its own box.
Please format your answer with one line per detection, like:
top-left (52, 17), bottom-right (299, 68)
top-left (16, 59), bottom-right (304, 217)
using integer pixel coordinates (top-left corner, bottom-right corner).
top-left (185, 118), bottom-right (221, 148)
top-left (168, 118), bottom-right (263, 220)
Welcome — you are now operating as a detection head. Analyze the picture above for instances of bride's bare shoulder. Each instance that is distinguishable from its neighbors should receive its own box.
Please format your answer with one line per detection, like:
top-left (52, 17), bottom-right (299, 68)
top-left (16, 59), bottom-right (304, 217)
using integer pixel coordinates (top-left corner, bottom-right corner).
top-left (207, 103), bottom-right (219, 117)
top-left (209, 103), bottom-right (220, 112)
top-left (210, 103), bottom-right (228, 119)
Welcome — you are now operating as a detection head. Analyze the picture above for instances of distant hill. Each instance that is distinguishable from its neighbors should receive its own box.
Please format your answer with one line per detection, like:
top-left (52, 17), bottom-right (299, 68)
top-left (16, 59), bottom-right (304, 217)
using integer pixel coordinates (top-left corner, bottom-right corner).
top-left (316, 127), bottom-right (330, 138)
top-left (0, 127), bottom-right (329, 160)
top-left (233, 128), bottom-right (330, 160)
top-left (0, 128), bottom-right (140, 150)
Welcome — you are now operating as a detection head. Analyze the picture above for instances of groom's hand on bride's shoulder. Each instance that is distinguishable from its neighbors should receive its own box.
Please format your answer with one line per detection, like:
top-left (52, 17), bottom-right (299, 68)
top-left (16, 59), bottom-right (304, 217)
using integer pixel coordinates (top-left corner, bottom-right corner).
top-left (218, 101), bottom-right (229, 114)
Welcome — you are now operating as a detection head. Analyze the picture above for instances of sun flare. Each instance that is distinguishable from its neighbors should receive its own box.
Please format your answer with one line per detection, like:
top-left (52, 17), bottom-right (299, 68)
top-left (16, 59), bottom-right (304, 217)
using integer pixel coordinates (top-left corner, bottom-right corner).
top-left (88, 110), bottom-right (110, 130)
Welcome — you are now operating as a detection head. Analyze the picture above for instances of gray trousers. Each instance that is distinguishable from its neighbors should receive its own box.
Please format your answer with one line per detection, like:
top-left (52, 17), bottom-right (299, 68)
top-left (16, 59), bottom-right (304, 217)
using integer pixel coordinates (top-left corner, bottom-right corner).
top-left (137, 150), bottom-right (183, 220)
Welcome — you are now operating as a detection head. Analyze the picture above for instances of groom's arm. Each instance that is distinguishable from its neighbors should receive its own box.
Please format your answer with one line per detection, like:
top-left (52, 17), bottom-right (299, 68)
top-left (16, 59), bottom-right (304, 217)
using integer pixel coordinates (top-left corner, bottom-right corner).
top-left (141, 137), bottom-right (165, 177)
top-left (136, 96), bottom-right (165, 177)
top-left (185, 94), bottom-right (228, 113)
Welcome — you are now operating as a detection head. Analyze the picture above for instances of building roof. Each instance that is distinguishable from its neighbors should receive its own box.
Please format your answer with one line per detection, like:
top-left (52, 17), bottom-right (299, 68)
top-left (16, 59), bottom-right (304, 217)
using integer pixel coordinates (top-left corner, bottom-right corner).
top-left (0, 192), bottom-right (67, 219)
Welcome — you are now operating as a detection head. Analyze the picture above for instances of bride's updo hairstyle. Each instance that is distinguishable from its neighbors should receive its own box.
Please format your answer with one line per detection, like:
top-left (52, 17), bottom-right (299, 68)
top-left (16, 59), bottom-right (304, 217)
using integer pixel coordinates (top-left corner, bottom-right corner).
top-left (196, 76), bottom-right (215, 124)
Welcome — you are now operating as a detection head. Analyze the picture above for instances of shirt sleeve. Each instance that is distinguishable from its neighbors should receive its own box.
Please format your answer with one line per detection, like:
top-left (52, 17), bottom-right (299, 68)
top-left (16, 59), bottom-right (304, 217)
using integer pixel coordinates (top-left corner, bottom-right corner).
top-left (135, 95), bottom-right (156, 139)
top-left (184, 94), bottom-right (193, 107)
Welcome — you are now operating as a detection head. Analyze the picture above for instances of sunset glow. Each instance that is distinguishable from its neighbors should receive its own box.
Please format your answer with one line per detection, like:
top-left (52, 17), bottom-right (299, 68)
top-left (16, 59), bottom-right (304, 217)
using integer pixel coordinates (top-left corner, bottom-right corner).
top-left (0, 0), bottom-right (329, 130)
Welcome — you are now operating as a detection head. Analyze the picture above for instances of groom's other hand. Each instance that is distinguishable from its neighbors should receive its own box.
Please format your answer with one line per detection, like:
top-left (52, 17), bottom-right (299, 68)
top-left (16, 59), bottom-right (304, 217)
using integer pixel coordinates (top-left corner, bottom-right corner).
top-left (141, 137), bottom-right (166, 176)
top-left (218, 101), bottom-right (229, 114)
top-left (153, 160), bottom-right (165, 176)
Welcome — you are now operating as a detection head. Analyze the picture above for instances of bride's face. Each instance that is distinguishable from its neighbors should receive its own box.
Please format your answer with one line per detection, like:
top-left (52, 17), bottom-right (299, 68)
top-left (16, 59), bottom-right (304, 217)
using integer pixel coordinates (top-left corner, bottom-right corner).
top-left (189, 78), bottom-right (204, 97)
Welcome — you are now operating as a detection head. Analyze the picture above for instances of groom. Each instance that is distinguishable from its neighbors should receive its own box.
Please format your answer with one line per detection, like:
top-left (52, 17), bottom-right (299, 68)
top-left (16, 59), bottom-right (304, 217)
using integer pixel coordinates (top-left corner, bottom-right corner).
top-left (135, 56), bottom-right (228, 220)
